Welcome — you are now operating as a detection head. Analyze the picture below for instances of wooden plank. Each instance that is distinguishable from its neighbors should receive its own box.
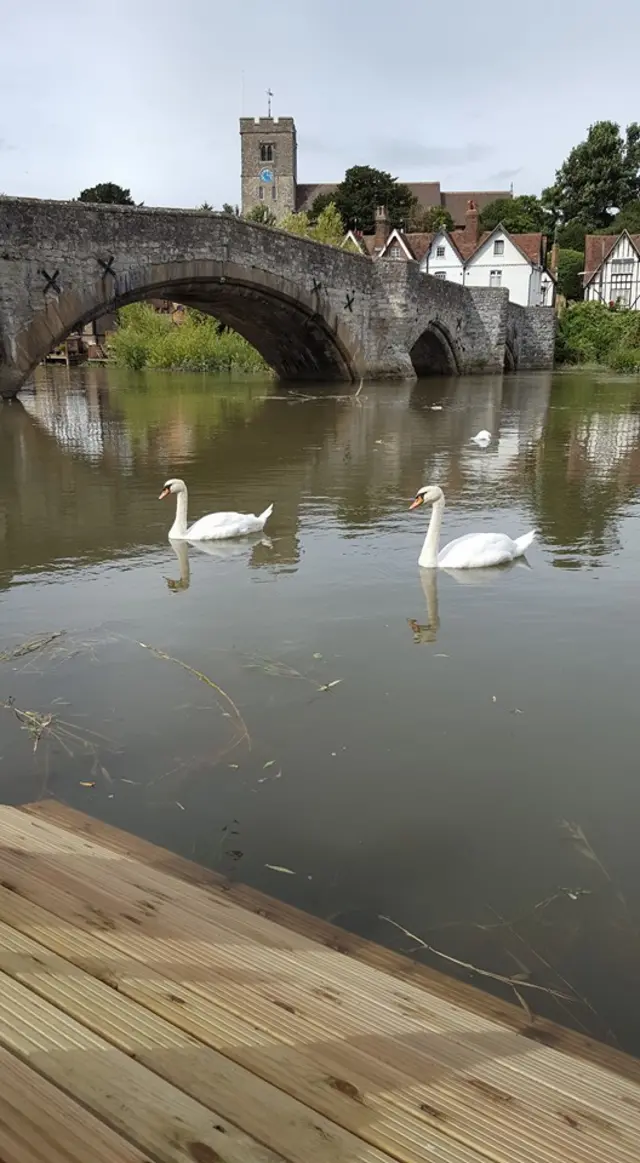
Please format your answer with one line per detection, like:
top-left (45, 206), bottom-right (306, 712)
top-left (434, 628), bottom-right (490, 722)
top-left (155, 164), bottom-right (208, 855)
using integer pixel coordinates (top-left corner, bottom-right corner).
top-left (0, 880), bottom-right (634, 1163)
top-left (22, 800), bottom-right (640, 1085)
top-left (0, 1045), bottom-right (152, 1163)
top-left (0, 969), bottom-right (287, 1163)
top-left (0, 810), bottom-right (638, 1163)
top-left (0, 918), bottom-right (401, 1163)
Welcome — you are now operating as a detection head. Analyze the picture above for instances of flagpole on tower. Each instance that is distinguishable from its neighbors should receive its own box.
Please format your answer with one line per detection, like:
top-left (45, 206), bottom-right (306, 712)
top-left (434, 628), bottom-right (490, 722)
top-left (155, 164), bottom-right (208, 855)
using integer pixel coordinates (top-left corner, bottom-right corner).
top-left (267, 88), bottom-right (273, 117)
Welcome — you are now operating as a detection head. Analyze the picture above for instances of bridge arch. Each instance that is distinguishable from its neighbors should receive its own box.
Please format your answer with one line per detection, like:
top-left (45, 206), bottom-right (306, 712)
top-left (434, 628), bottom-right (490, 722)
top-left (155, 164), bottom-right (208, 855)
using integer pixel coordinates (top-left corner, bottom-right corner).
top-left (408, 320), bottom-right (461, 377)
top-left (8, 259), bottom-right (364, 389)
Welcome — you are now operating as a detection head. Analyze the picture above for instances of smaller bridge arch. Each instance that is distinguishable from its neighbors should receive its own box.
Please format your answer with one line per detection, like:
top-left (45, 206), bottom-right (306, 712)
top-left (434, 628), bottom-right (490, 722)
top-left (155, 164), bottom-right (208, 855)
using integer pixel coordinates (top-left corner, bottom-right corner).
top-left (408, 320), bottom-right (461, 376)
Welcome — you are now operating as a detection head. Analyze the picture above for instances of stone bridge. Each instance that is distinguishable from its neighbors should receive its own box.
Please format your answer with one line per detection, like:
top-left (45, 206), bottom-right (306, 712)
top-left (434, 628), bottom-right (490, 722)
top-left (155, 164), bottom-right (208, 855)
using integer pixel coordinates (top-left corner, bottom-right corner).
top-left (0, 198), bottom-right (555, 397)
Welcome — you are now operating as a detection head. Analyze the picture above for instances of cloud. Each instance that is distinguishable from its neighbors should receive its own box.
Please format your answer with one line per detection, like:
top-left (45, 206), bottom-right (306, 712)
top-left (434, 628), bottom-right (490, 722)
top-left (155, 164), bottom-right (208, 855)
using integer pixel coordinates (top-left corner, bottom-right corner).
top-left (488, 167), bottom-right (522, 181)
top-left (372, 140), bottom-right (492, 169)
top-left (0, 138), bottom-right (15, 152)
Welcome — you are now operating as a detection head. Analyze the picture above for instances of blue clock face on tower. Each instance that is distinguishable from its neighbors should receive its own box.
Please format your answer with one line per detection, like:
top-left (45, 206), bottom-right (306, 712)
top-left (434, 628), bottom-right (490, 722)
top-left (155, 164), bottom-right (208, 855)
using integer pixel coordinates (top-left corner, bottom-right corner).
top-left (259, 168), bottom-right (274, 183)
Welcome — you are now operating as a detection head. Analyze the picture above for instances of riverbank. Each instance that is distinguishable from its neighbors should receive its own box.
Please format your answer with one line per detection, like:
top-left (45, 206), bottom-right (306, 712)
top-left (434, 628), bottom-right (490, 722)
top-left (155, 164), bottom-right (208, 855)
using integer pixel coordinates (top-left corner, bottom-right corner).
top-left (556, 301), bottom-right (640, 372)
top-left (108, 302), bottom-right (270, 373)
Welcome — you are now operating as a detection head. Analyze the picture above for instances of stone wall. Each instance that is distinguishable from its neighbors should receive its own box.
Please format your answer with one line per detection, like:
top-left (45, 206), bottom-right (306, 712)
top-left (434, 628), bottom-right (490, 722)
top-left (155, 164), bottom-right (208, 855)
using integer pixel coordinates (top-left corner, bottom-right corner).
top-left (0, 197), bottom-right (556, 397)
top-left (506, 302), bottom-right (556, 371)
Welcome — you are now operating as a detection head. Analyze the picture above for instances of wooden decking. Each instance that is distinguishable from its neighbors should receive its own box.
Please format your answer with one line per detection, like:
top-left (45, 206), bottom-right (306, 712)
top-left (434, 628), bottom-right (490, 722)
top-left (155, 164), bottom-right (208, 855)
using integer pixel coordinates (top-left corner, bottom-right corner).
top-left (0, 803), bottom-right (638, 1163)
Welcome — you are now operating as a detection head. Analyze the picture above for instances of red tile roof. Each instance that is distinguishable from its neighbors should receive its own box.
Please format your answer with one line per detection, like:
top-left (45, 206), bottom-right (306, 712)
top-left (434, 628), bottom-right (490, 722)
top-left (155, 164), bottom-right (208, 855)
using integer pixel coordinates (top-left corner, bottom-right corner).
top-left (357, 225), bottom-right (545, 268)
top-left (584, 234), bottom-right (640, 286)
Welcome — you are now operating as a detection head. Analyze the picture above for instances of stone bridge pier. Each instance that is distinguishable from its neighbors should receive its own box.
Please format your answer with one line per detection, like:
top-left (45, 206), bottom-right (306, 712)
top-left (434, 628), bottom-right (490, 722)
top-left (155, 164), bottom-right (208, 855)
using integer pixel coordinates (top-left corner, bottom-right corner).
top-left (0, 198), bottom-right (555, 398)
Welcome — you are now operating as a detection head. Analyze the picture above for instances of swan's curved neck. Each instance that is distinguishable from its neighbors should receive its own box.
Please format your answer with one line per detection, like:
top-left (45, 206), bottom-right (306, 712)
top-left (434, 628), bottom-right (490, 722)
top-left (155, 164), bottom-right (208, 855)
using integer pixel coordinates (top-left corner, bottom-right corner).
top-left (419, 494), bottom-right (444, 568)
top-left (169, 488), bottom-right (189, 538)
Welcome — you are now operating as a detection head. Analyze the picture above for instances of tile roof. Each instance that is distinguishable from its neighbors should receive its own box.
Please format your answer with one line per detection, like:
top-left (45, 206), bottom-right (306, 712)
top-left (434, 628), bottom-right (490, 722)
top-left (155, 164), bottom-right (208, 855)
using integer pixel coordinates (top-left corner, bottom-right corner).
top-left (583, 234), bottom-right (640, 286)
top-left (356, 225), bottom-right (545, 268)
top-left (442, 190), bottom-right (512, 225)
top-left (295, 183), bottom-right (338, 211)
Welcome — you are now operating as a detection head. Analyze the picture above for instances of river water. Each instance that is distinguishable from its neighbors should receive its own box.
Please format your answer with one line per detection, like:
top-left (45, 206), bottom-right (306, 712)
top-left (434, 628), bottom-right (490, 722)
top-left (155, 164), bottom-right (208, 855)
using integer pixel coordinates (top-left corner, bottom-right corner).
top-left (2, 364), bottom-right (640, 1054)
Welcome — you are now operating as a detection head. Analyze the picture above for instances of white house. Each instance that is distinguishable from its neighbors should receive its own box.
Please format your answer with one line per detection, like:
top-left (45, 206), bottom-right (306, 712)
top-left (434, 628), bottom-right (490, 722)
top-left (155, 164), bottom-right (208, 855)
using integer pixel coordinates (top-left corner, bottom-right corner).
top-left (420, 220), bottom-right (549, 307)
top-left (583, 231), bottom-right (640, 309)
top-left (345, 202), bottom-right (553, 307)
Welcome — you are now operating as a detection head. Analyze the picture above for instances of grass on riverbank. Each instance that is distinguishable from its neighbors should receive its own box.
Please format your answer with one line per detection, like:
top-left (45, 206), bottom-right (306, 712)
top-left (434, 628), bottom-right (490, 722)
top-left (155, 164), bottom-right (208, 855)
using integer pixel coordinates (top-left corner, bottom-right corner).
top-left (108, 303), bottom-right (270, 374)
top-left (556, 302), bottom-right (640, 372)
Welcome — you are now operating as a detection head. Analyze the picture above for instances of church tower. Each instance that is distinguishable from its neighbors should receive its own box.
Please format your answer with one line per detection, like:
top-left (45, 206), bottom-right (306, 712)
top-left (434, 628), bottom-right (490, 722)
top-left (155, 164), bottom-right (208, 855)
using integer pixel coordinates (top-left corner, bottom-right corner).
top-left (240, 116), bottom-right (297, 219)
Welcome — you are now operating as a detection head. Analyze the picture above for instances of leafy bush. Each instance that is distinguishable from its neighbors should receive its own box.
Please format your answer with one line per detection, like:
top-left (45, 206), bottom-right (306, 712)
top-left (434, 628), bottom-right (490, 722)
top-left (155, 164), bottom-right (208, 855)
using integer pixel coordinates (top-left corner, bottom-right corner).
top-left (556, 301), bottom-right (640, 371)
top-left (108, 303), bottom-right (269, 373)
top-left (610, 346), bottom-right (640, 372)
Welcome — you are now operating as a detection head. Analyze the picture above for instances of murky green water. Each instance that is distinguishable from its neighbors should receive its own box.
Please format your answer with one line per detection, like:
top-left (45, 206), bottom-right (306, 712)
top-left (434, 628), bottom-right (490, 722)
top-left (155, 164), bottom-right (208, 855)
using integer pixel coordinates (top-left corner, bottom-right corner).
top-left (2, 364), bottom-right (640, 1054)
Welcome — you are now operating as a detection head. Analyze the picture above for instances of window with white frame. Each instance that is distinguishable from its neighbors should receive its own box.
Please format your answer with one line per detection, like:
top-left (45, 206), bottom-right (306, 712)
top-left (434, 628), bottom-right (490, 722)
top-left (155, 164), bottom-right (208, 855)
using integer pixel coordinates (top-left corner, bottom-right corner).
top-left (611, 272), bottom-right (633, 305)
top-left (493, 239), bottom-right (505, 256)
top-left (611, 258), bottom-right (634, 274)
top-left (490, 269), bottom-right (502, 287)
top-left (434, 271), bottom-right (446, 279)
top-left (436, 245), bottom-right (445, 258)
top-left (387, 241), bottom-right (405, 260)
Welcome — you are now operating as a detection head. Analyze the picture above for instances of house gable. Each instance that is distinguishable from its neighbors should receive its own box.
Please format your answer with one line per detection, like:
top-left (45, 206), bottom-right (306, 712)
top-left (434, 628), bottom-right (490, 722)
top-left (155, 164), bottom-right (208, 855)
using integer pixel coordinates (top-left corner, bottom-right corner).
top-left (378, 229), bottom-right (415, 261)
top-left (584, 231), bottom-right (640, 306)
top-left (421, 230), bottom-right (465, 274)
top-left (466, 225), bottom-right (539, 270)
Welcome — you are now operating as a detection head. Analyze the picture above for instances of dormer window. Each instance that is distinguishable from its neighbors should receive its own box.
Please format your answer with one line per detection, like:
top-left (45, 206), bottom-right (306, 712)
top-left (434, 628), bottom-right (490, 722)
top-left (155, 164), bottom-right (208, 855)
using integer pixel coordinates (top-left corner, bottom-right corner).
top-left (260, 143), bottom-right (273, 162)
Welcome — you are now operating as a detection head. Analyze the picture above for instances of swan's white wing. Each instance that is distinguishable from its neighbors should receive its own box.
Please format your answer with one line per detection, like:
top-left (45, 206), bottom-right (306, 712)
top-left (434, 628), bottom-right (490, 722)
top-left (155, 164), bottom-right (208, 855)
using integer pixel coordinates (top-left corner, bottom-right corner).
top-left (438, 531), bottom-right (516, 569)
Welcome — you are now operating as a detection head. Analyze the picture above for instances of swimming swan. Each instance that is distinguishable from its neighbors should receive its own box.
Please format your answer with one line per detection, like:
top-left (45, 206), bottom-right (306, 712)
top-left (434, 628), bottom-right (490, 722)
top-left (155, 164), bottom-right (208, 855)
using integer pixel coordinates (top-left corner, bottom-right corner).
top-left (159, 478), bottom-right (273, 541)
top-left (410, 485), bottom-right (536, 569)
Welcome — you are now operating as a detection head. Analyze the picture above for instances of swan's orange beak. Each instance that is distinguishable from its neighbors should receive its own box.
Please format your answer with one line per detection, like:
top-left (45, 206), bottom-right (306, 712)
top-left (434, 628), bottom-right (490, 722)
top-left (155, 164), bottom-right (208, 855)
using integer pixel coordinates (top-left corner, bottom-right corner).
top-left (159, 487), bottom-right (170, 500)
top-left (409, 496), bottom-right (423, 510)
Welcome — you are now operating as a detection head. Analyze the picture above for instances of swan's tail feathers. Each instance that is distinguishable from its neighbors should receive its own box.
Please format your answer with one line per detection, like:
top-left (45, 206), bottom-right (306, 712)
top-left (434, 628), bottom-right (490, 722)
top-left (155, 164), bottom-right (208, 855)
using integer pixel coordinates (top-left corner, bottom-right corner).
top-left (258, 503), bottom-right (274, 526)
top-left (514, 528), bottom-right (538, 556)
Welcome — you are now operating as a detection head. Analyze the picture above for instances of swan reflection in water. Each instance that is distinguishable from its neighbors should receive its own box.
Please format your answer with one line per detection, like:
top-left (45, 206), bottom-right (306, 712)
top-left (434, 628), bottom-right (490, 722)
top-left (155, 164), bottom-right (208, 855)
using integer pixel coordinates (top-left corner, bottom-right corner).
top-left (164, 535), bottom-right (273, 592)
top-left (408, 558), bottom-right (532, 643)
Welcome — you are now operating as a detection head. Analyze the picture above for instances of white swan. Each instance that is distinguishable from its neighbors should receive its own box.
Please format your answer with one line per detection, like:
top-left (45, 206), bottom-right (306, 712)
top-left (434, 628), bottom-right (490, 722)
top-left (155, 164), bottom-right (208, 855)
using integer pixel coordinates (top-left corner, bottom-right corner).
top-left (409, 485), bottom-right (537, 569)
top-left (471, 429), bottom-right (491, 448)
top-left (159, 478), bottom-right (273, 541)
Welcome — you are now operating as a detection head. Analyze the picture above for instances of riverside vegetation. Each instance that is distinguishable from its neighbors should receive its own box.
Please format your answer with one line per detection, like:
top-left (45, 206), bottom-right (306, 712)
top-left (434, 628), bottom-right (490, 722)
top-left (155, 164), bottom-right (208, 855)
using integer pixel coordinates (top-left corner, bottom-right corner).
top-left (556, 302), bottom-right (640, 373)
top-left (108, 303), bottom-right (270, 374)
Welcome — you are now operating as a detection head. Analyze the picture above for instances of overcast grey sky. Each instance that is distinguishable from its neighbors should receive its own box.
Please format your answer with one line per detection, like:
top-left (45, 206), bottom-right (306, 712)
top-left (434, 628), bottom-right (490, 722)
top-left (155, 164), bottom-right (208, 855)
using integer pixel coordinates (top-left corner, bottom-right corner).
top-left (2, 0), bottom-right (638, 208)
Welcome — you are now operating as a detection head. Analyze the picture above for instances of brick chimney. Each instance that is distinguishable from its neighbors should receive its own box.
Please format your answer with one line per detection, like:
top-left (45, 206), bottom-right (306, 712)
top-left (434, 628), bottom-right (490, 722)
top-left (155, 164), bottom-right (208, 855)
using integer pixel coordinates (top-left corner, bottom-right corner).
top-left (464, 199), bottom-right (479, 247)
top-left (549, 223), bottom-right (560, 278)
top-left (374, 205), bottom-right (391, 250)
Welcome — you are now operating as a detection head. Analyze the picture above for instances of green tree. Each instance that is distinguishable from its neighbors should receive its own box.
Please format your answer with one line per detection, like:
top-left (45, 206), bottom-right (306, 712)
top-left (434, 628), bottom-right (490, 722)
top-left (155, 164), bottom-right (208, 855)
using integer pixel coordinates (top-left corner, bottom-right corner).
top-left (244, 204), bottom-right (276, 226)
top-left (409, 205), bottom-right (454, 233)
top-left (479, 194), bottom-right (547, 234)
top-left (309, 191), bottom-right (337, 223)
top-left (312, 202), bottom-right (345, 245)
top-left (78, 182), bottom-right (135, 205)
top-left (556, 249), bottom-right (584, 301)
top-left (222, 202), bottom-right (240, 216)
top-left (604, 200), bottom-right (640, 234)
top-left (543, 121), bottom-right (640, 229)
top-left (278, 210), bottom-right (312, 236)
top-left (331, 165), bottom-right (417, 233)
top-left (198, 201), bottom-right (213, 211)
top-left (557, 219), bottom-right (587, 251)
